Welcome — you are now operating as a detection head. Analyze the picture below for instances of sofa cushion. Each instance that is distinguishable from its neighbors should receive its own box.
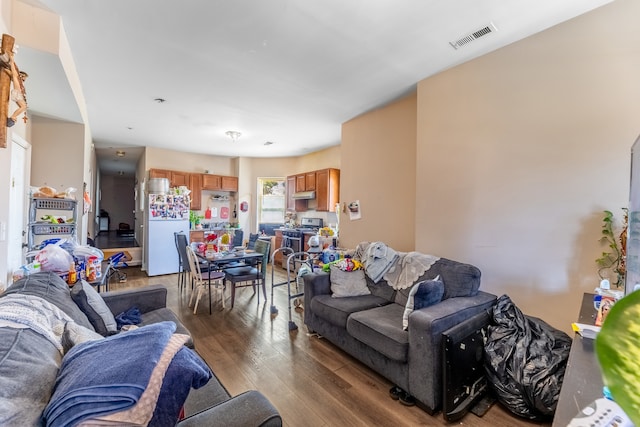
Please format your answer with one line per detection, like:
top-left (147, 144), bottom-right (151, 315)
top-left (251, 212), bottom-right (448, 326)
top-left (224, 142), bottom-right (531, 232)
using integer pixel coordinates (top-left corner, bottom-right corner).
top-left (365, 274), bottom-right (396, 302)
top-left (70, 280), bottom-right (118, 336)
top-left (140, 308), bottom-right (194, 348)
top-left (330, 266), bottom-right (370, 298)
top-left (394, 258), bottom-right (481, 305)
top-left (2, 272), bottom-right (94, 331)
top-left (347, 303), bottom-right (409, 363)
top-left (428, 258), bottom-right (481, 300)
top-left (402, 277), bottom-right (444, 330)
top-left (310, 294), bottom-right (390, 328)
top-left (0, 328), bottom-right (62, 426)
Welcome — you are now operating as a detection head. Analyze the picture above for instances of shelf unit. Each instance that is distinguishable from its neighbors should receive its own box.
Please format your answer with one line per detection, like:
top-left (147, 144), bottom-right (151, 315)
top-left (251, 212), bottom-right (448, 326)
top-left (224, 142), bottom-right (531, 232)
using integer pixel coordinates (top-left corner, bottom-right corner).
top-left (28, 197), bottom-right (77, 250)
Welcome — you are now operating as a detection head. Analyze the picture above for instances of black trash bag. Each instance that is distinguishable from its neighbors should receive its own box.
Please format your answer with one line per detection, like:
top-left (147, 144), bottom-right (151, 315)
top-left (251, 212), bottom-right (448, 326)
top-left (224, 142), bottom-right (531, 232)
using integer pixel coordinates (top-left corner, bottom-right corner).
top-left (484, 294), bottom-right (572, 420)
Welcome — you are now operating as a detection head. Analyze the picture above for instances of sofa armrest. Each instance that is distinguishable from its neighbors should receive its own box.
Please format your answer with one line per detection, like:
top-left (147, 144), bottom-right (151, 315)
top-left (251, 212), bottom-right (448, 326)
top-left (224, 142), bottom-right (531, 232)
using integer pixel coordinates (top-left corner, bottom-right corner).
top-left (177, 390), bottom-right (282, 427)
top-left (406, 291), bottom-right (496, 412)
top-left (303, 272), bottom-right (331, 326)
top-left (101, 284), bottom-right (168, 316)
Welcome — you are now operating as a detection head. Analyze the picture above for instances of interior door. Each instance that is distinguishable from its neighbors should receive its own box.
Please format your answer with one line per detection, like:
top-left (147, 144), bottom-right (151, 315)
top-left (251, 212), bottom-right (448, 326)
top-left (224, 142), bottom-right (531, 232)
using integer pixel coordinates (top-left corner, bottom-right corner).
top-left (8, 134), bottom-right (30, 280)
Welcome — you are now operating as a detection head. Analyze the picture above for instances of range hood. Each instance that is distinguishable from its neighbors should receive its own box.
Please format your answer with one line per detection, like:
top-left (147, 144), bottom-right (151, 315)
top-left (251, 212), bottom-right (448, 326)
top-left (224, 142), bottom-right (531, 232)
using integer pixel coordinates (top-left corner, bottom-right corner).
top-left (292, 190), bottom-right (316, 200)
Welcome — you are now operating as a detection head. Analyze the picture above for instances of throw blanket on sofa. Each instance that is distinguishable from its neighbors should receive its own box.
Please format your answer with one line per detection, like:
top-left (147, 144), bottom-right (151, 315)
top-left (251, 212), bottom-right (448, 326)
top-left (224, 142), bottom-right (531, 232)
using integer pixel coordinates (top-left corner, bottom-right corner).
top-left (0, 294), bottom-right (73, 353)
top-left (355, 241), bottom-right (399, 283)
top-left (44, 321), bottom-right (177, 427)
top-left (383, 252), bottom-right (440, 290)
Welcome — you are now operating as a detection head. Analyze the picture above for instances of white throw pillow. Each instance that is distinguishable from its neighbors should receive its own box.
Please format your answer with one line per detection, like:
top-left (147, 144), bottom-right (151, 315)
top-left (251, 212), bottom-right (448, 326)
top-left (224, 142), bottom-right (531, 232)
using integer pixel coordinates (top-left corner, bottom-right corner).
top-left (330, 266), bottom-right (370, 298)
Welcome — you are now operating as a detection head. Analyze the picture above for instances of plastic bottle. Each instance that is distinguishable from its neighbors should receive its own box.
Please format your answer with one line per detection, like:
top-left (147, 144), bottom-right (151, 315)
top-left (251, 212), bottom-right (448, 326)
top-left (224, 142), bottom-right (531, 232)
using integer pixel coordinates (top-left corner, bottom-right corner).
top-left (68, 262), bottom-right (77, 285)
top-left (87, 255), bottom-right (97, 281)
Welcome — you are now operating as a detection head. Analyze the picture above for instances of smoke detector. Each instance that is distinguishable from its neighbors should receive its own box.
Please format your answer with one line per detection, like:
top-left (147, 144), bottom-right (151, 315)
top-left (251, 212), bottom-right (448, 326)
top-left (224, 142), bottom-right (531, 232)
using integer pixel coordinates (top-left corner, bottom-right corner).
top-left (449, 22), bottom-right (498, 50)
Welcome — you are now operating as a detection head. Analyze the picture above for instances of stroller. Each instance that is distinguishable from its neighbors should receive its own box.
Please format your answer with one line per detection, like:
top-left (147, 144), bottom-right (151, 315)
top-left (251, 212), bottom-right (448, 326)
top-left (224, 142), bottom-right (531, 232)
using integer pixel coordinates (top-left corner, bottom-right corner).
top-left (103, 251), bottom-right (129, 286)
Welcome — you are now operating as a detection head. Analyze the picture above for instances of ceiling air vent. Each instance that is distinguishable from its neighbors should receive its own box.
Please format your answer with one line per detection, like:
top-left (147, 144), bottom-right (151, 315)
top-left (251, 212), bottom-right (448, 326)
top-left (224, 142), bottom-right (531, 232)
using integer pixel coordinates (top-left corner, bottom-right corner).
top-left (449, 22), bottom-right (498, 50)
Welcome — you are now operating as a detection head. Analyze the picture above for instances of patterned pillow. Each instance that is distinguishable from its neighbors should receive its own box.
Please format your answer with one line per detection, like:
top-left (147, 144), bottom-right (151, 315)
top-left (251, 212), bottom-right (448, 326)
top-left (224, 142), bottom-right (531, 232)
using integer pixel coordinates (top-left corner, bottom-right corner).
top-left (402, 276), bottom-right (444, 330)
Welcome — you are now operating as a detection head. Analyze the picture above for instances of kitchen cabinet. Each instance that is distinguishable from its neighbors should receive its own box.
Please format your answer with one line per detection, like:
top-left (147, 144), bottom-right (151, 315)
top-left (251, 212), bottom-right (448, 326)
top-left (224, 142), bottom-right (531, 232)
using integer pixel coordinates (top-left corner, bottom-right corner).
top-left (286, 168), bottom-right (340, 212)
top-left (295, 174), bottom-right (306, 192)
top-left (171, 171), bottom-right (190, 187)
top-left (220, 176), bottom-right (238, 192)
top-left (189, 173), bottom-right (203, 210)
top-left (149, 168), bottom-right (171, 181)
top-left (286, 175), bottom-right (308, 212)
top-left (315, 168), bottom-right (340, 212)
top-left (149, 169), bottom-right (189, 188)
top-left (189, 230), bottom-right (204, 243)
top-left (274, 229), bottom-right (284, 266)
top-left (151, 169), bottom-right (237, 194)
top-left (202, 174), bottom-right (221, 190)
top-left (305, 172), bottom-right (316, 191)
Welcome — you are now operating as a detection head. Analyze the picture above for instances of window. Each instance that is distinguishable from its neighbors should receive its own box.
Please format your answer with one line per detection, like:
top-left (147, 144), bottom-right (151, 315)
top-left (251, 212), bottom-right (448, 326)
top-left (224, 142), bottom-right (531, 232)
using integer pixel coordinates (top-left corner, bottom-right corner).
top-left (258, 178), bottom-right (285, 223)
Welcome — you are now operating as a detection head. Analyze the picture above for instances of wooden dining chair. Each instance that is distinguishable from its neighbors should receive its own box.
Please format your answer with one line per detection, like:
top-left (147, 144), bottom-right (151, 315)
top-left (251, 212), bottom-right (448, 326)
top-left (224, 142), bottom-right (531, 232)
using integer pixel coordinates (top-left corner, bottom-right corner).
top-left (186, 245), bottom-right (225, 314)
top-left (223, 239), bottom-right (271, 308)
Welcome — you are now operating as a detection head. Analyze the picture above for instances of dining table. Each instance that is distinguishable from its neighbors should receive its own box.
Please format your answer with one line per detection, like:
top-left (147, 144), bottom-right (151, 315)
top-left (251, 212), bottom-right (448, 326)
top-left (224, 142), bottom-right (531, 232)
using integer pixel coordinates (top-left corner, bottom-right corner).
top-left (196, 249), bottom-right (265, 313)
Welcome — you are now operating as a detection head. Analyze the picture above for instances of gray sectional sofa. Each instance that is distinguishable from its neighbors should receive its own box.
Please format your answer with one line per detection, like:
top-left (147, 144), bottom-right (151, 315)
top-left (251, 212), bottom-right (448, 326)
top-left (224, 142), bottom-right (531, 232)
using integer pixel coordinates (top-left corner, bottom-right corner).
top-left (303, 254), bottom-right (496, 414)
top-left (0, 272), bottom-right (281, 426)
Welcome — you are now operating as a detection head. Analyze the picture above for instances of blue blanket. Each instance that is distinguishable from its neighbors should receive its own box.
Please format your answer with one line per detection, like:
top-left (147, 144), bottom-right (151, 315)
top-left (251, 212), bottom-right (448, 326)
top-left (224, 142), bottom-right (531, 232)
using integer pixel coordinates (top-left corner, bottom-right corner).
top-left (43, 321), bottom-right (176, 427)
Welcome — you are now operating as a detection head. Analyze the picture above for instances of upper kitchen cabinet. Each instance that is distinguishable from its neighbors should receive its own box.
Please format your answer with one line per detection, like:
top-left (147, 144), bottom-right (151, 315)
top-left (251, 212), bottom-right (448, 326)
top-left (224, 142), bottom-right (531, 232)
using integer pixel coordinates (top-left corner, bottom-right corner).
top-left (286, 168), bottom-right (339, 212)
top-left (315, 168), bottom-right (340, 212)
top-left (305, 172), bottom-right (316, 191)
top-left (171, 171), bottom-right (190, 187)
top-left (189, 173), bottom-right (203, 210)
top-left (295, 174), bottom-right (306, 192)
top-left (287, 175), bottom-right (307, 212)
top-left (202, 174), bottom-right (221, 191)
top-left (294, 173), bottom-right (316, 192)
top-left (220, 176), bottom-right (238, 192)
top-left (149, 169), bottom-right (189, 188)
top-left (149, 168), bottom-right (171, 181)
top-left (202, 174), bottom-right (237, 192)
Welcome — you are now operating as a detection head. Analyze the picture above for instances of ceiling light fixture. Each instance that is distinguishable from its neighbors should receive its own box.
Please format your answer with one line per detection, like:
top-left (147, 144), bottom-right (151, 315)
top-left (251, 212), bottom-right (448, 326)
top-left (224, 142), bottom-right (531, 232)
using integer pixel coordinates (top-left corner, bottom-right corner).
top-left (154, 98), bottom-right (166, 103)
top-left (264, 141), bottom-right (274, 146)
top-left (225, 130), bottom-right (241, 143)
top-left (116, 150), bottom-right (125, 157)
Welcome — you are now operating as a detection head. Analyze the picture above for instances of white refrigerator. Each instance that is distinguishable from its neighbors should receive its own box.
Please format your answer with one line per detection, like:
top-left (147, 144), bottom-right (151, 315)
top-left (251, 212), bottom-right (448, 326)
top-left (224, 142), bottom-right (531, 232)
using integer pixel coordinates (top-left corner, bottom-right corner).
top-left (145, 193), bottom-right (190, 276)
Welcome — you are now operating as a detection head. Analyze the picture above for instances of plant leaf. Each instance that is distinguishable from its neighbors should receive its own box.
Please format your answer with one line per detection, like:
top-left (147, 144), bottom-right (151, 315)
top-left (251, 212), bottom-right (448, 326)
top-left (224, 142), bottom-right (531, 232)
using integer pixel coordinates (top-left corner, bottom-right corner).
top-left (595, 290), bottom-right (640, 424)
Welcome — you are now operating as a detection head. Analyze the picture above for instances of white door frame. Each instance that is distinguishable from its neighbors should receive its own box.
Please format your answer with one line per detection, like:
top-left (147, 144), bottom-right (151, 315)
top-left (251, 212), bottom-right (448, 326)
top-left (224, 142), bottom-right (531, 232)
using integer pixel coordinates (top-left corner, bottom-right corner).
top-left (8, 133), bottom-right (31, 281)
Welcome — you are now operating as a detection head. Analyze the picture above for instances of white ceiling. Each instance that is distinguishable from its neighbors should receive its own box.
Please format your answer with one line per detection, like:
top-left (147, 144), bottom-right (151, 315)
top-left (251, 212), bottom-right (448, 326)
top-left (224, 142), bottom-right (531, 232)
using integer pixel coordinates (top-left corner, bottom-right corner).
top-left (23, 0), bottom-right (612, 176)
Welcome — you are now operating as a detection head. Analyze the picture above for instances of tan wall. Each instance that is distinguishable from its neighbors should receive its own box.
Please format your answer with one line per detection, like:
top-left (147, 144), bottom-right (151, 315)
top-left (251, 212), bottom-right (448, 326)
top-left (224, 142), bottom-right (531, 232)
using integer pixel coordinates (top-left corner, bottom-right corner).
top-left (340, 93), bottom-right (417, 252)
top-left (297, 145), bottom-right (341, 172)
top-left (413, 0), bottom-right (640, 333)
top-left (144, 146), bottom-right (235, 176)
top-left (30, 116), bottom-right (86, 242)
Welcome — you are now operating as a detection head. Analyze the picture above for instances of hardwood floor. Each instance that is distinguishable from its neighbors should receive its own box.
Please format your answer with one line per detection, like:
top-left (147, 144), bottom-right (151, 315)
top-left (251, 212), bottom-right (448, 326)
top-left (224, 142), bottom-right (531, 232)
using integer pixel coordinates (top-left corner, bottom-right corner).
top-left (112, 266), bottom-right (552, 427)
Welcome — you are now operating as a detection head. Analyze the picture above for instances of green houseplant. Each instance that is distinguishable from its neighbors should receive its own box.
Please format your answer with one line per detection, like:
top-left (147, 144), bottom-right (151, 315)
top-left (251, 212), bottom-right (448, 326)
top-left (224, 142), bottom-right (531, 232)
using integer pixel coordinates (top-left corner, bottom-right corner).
top-left (596, 209), bottom-right (627, 288)
top-left (189, 210), bottom-right (203, 229)
top-left (595, 289), bottom-right (640, 424)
